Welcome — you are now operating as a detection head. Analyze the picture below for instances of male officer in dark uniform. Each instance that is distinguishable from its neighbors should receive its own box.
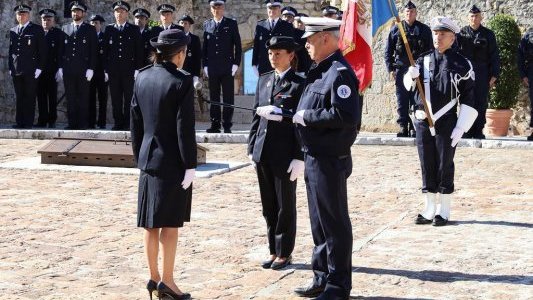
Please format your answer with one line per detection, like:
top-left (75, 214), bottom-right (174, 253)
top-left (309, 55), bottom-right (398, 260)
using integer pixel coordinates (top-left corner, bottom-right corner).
top-left (36, 8), bottom-right (62, 128)
top-left (179, 15), bottom-right (202, 89)
top-left (57, 1), bottom-right (97, 130)
top-left (203, 0), bottom-right (242, 133)
top-left (456, 5), bottom-right (501, 139)
top-left (89, 14), bottom-right (108, 129)
top-left (404, 16), bottom-right (478, 226)
top-left (292, 17), bottom-right (360, 300)
top-left (281, 6), bottom-right (312, 74)
top-left (9, 4), bottom-right (46, 129)
top-left (518, 29), bottom-right (533, 141)
top-left (252, 0), bottom-right (294, 76)
top-left (321, 5), bottom-right (340, 19)
top-left (151, 4), bottom-right (184, 38)
top-left (385, 1), bottom-right (433, 137)
top-left (133, 8), bottom-right (153, 67)
top-left (103, 1), bottom-right (143, 130)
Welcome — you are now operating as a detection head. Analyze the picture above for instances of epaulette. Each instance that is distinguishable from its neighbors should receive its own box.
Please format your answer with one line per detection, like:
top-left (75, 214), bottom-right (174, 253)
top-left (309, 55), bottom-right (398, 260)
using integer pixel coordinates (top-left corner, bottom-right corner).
top-left (332, 61), bottom-right (348, 71)
top-left (178, 69), bottom-right (190, 76)
top-left (258, 18), bottom-right (267, 22)
top-left (138, 64), bottom-right (152, 72)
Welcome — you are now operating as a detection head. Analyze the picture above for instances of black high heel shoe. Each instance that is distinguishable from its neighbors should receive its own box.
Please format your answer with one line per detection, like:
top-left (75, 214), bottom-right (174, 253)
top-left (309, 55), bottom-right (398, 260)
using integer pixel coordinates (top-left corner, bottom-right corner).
top-left (157, 282), bottom-right (191, 300)
top-left (147, 280), bottom-right (158, 300)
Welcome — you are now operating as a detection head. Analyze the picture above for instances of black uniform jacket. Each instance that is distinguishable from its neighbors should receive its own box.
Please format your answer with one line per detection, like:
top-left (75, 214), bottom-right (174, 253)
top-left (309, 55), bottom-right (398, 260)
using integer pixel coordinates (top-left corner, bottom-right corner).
top-left (385, 20), bottom-right (433, 72)
top-left (183, 33), bottom-right (202, 77)
top-left (43, 27), bottom-right (63, 74)
top-left (414, 49), bottom-right (475, 126)
top-left (248, 69), bottom-right (305, 165)
top-left (151, 23), bottom-right (182, 39)
top-left (252, 19), bottom-right (294, 75)
top-left (60, 22), bottom-right (98, 74)
top-left (131, 62), bottom-right (197, 176)
top-left (296, 50), bottom-right (360, 157)
top-left (457, 25), bottom-right (501, 78)
top-left (140, 27), bottom-right (154, 67)
top-left (94, 31), bottom-right (106, 74)
top-left (518, 30), bottom-right (533, 78)
top-left (202, 17), bottom-right (242, 75)
top-left (9, 22), bottom-right (47, 76)
top-left (103, 22), bottom-right (144, 74)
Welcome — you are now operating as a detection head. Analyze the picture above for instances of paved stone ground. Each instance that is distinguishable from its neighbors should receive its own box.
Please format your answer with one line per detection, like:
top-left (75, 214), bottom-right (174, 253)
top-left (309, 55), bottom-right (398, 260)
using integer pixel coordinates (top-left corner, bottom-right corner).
top-left (0, 139), bottom-right (531, 300)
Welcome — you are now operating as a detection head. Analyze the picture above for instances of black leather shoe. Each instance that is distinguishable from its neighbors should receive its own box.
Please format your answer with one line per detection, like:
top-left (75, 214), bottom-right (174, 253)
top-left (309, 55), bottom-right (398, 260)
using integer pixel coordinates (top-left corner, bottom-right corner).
top-left (473, 133), bottom-right (486, 139)
top-left (261, 258), bottom-right (275, 269)
top-left (157, 282), bottom-right (191, 300)
top-left (98, 125), bottom-right (106, 129)
top-left (48, 123), bottom-right (56, 129)
top-left (206, 127), bottom-right (221, 133)
top-left (33, 122), bottom-right (47, 128)
top-left (527, 133), bottom-right (533, 141)
top-left (111, 126), bottom-right (123, 131)
top-left (432, 215), bottom-right (448, 226)
top-left (294, 283), bottom-right (325, 298)
top-left (223, 128), bottom-right (232, 133)
top-left (396, 126), bottom-right (409, 137)
top-left (12, 124), bottom-right (25, 129)
top-left (415, 214), bottom-right (433, 224)
top-left (271, 255), bottom-right (292, 270)
top-left (64, 126), bottom-right (78, 130)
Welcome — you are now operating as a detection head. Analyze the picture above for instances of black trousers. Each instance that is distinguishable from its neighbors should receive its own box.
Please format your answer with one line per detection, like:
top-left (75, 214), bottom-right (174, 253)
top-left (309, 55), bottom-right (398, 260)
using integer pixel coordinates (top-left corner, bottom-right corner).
top-left (64, 72), bottom-right (89, 129)
top-left (394, 66), bottom-right (416, 128)
top-left (467, 64), bottom-right (490, 136)
top-left (415, 116), bottom-right (457, 194)
top-left (256, 162), bottom-right (297, 258)
top-left (208, 72), bottom-right (234, 129)
top-left (305, 154), bottom-right (353, 298)
top-left (36, 71), bottom-right (57, 126)
top-left (109, 71), bottom-right (134, 129)
top-left (13, 73), bottom-right (38, 127)
top-left (89, 72), bottom-right (108, 128)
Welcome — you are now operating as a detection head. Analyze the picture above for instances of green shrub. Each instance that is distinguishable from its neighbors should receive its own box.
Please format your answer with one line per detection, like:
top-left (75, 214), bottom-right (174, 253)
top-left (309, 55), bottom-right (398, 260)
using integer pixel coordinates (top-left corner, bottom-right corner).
top-left (487, 14), bottom-right (521, 109)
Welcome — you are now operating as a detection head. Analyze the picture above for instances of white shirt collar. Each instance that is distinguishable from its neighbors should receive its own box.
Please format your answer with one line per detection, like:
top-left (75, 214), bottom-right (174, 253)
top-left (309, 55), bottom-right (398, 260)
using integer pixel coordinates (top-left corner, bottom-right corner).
top-left (19, 21), bottom-right (30, 29)
top-left (275, 67), bottom-right (291, 81)
top-left (73, 20), bottom-right (83, 26)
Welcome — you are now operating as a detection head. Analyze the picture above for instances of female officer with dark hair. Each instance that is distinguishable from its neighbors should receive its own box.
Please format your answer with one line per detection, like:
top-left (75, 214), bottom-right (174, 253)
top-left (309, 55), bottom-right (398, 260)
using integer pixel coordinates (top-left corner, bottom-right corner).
top-left (248, 36), bottom-right (305, 271)
top-left (131, 29), bottom-right (196, 300)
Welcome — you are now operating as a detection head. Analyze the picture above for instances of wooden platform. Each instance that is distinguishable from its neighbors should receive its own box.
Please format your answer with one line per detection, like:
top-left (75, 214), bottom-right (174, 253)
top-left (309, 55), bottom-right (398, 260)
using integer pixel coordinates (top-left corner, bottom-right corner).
top-left (38, 138), bottom-right (207, 168)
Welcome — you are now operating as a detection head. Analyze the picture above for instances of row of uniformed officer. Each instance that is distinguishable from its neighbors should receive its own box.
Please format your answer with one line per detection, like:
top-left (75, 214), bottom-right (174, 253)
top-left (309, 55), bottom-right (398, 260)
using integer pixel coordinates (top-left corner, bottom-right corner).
top-left (8, 5), bottom-right (46, 129)
top-left (518, 29), bottom-right (533, 141)
top-left (385, 1), bottom-right (433, 137)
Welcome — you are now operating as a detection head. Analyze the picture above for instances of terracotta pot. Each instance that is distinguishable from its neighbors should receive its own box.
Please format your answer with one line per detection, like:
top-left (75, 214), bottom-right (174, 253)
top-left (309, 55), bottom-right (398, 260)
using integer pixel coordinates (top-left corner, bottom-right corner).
top-left (485, 109), bottom-right (513, 136)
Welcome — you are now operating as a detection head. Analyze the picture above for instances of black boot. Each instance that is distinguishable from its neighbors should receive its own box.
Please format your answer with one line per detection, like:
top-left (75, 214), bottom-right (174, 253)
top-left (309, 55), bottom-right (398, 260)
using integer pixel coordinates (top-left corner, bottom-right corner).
top-left (206, 122), bottom-right (221, 133)
top-left (396, 124), bottom-right (409, 137)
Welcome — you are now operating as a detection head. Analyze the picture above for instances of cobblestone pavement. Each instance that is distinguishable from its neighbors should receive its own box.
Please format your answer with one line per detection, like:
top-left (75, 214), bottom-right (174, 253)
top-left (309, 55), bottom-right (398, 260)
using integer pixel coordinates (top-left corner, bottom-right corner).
top-left (0, 139), bottom-right (531, 300)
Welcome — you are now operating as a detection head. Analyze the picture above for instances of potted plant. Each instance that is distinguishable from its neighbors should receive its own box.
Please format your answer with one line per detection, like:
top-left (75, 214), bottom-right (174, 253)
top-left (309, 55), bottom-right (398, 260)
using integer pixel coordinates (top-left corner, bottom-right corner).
top-left (485, 14), bottom-right (522, 136)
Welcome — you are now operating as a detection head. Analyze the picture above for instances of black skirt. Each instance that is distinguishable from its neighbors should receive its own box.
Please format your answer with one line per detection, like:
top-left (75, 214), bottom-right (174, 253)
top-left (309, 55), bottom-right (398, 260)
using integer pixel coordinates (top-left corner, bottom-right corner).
top-left (137, 170), bottom-right (192, 228)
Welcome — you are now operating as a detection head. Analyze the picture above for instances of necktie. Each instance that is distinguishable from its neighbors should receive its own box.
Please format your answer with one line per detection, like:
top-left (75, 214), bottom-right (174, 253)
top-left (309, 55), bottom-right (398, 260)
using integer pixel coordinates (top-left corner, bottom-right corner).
top-left (271, 20), bottom-right (275, 30)
top-left (18, 26), bottom-right (23, 35)
top-left (119, 25), bottom-right (124, 32)
top-left (75, 24), bottom-right (79, 33)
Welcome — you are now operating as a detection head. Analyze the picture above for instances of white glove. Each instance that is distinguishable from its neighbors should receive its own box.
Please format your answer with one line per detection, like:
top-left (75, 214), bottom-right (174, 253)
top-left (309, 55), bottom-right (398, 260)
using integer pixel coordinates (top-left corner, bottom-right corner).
top-left (292, 110), bottom-right (306, 126)
top-left (287, 159), bottom-right (304, 181)
top-left (55, 68), bottom-right (63, 82)
top-left (34, 69), bottom-right (42, 79)
top-left (193, 76), bottom-right (202, 90)
top-left (181, 168), bottom-right (195, 189)
top-left (134, 70), bottom-right (139, 80)
top-left (450, 127), bottom-right (464, 147)
top-left (231, 64), bottom-right (238, 76)
top-left (407, 66), bottom-right (420, 79)
top-left (203, 66), bottom-right (209, 78)
top-left (86, 69), bottom-right (94, 81)
top-left (104, 72), bottom-right (109, 82)
top-left (252, 65), bottom-right (259, 77)
top-left (256, 105), bottom-right (283, 122)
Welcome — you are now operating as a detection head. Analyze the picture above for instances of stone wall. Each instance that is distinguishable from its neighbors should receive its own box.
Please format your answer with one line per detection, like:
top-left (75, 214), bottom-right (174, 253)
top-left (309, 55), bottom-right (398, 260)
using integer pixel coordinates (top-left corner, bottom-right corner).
top-left (1, 0), bottom-right (532, 131)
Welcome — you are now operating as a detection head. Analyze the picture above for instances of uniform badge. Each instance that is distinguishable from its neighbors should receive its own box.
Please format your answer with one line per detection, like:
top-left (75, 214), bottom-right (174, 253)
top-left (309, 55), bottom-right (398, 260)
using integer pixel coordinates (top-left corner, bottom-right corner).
top-left (188, 52), bottom-right (191, 57)
top-left (65, 39), bottom-right (68, 44)
top-left (109, 39), bottom-right (113, 44)
top-left (28, 39), bottom-right (31, 46)
top-left (100, 50), bottom-right (103, 54)
top-left (52, 43), bottom-right (55, 47)
top-left (83, 39), bottom-right (86, 43)
top-left (337, 85), bottom-right (351, 99)
top-left (207, 35), bottom-right (210, 40)
top-left (266, 80), bottom-right (271, 88)
top-left (259, 35), bottom-right (262, 41)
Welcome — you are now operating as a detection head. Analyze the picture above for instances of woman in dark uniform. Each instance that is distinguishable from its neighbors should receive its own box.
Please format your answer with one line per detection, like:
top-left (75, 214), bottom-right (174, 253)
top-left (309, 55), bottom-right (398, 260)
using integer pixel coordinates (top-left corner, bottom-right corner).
top-left (131, 29), bottom-right (196, 300)
top-left (248, 36), bottom-right (305, 270)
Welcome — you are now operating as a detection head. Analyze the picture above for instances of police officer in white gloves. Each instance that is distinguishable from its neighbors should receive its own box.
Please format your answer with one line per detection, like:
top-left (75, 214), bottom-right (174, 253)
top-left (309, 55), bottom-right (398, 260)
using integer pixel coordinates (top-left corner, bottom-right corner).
top-left (403, 16), bottom-right (478, 226)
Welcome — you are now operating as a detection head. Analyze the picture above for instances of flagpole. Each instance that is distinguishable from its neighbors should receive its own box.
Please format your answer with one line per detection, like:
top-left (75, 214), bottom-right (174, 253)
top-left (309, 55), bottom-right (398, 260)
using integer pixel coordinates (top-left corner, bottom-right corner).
top-left (394, 15), bottom-right (436, 134)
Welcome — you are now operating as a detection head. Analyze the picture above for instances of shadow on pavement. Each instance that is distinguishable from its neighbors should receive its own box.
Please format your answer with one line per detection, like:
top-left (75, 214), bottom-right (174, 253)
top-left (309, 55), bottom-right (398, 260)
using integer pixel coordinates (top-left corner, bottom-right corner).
top-left (451, 220), bottom-right (533, 228)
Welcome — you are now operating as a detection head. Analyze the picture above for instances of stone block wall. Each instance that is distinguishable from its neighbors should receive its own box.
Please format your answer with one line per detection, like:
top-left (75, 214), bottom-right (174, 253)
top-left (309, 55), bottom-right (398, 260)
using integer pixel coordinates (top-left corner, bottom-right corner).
top-left (1, 0), bottom-right (532, 131)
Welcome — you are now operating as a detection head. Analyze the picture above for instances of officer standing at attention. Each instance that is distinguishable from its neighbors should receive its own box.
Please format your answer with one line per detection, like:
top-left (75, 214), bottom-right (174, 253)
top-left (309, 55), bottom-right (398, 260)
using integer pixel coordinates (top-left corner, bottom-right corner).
top-left (281, 6), bottom-right (312, 74)
top-left (36, 8), bottom-right (62, 129)
top-left (103, 1), bottom-right (143, 130)
top-left (57, 1), bottom-right (97, 130)
top-left (151, 4), bottom-right (184, 38)
top-left (385, 1), bottom-right (433, 137)
top-left (252, 0), bottom-right (294, 76)
top-left (203, 0), bottom-right (242, 133)
top-left (88, 15), bottom-right (108, 129)
top-left (293, 13), bottom-right (308, 31)
top-left (518, 29), bottom-right (533, 141)
top-left (248, 36), bottom-right (305, 271)
top-left (292, 17), bottom-right (360, 300)
top-left (321, 6), bottom-right (340, 19)
top-left (403, 16), bottom-right (478, 226)
top-left (179, 15), bottom-right (203, 90)
top-left (9, 4), bottom-right (46, 129)
top-left (133, 8), bottom-right (153, 67)
top-left (456, 5), bottom-right (501, 139)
